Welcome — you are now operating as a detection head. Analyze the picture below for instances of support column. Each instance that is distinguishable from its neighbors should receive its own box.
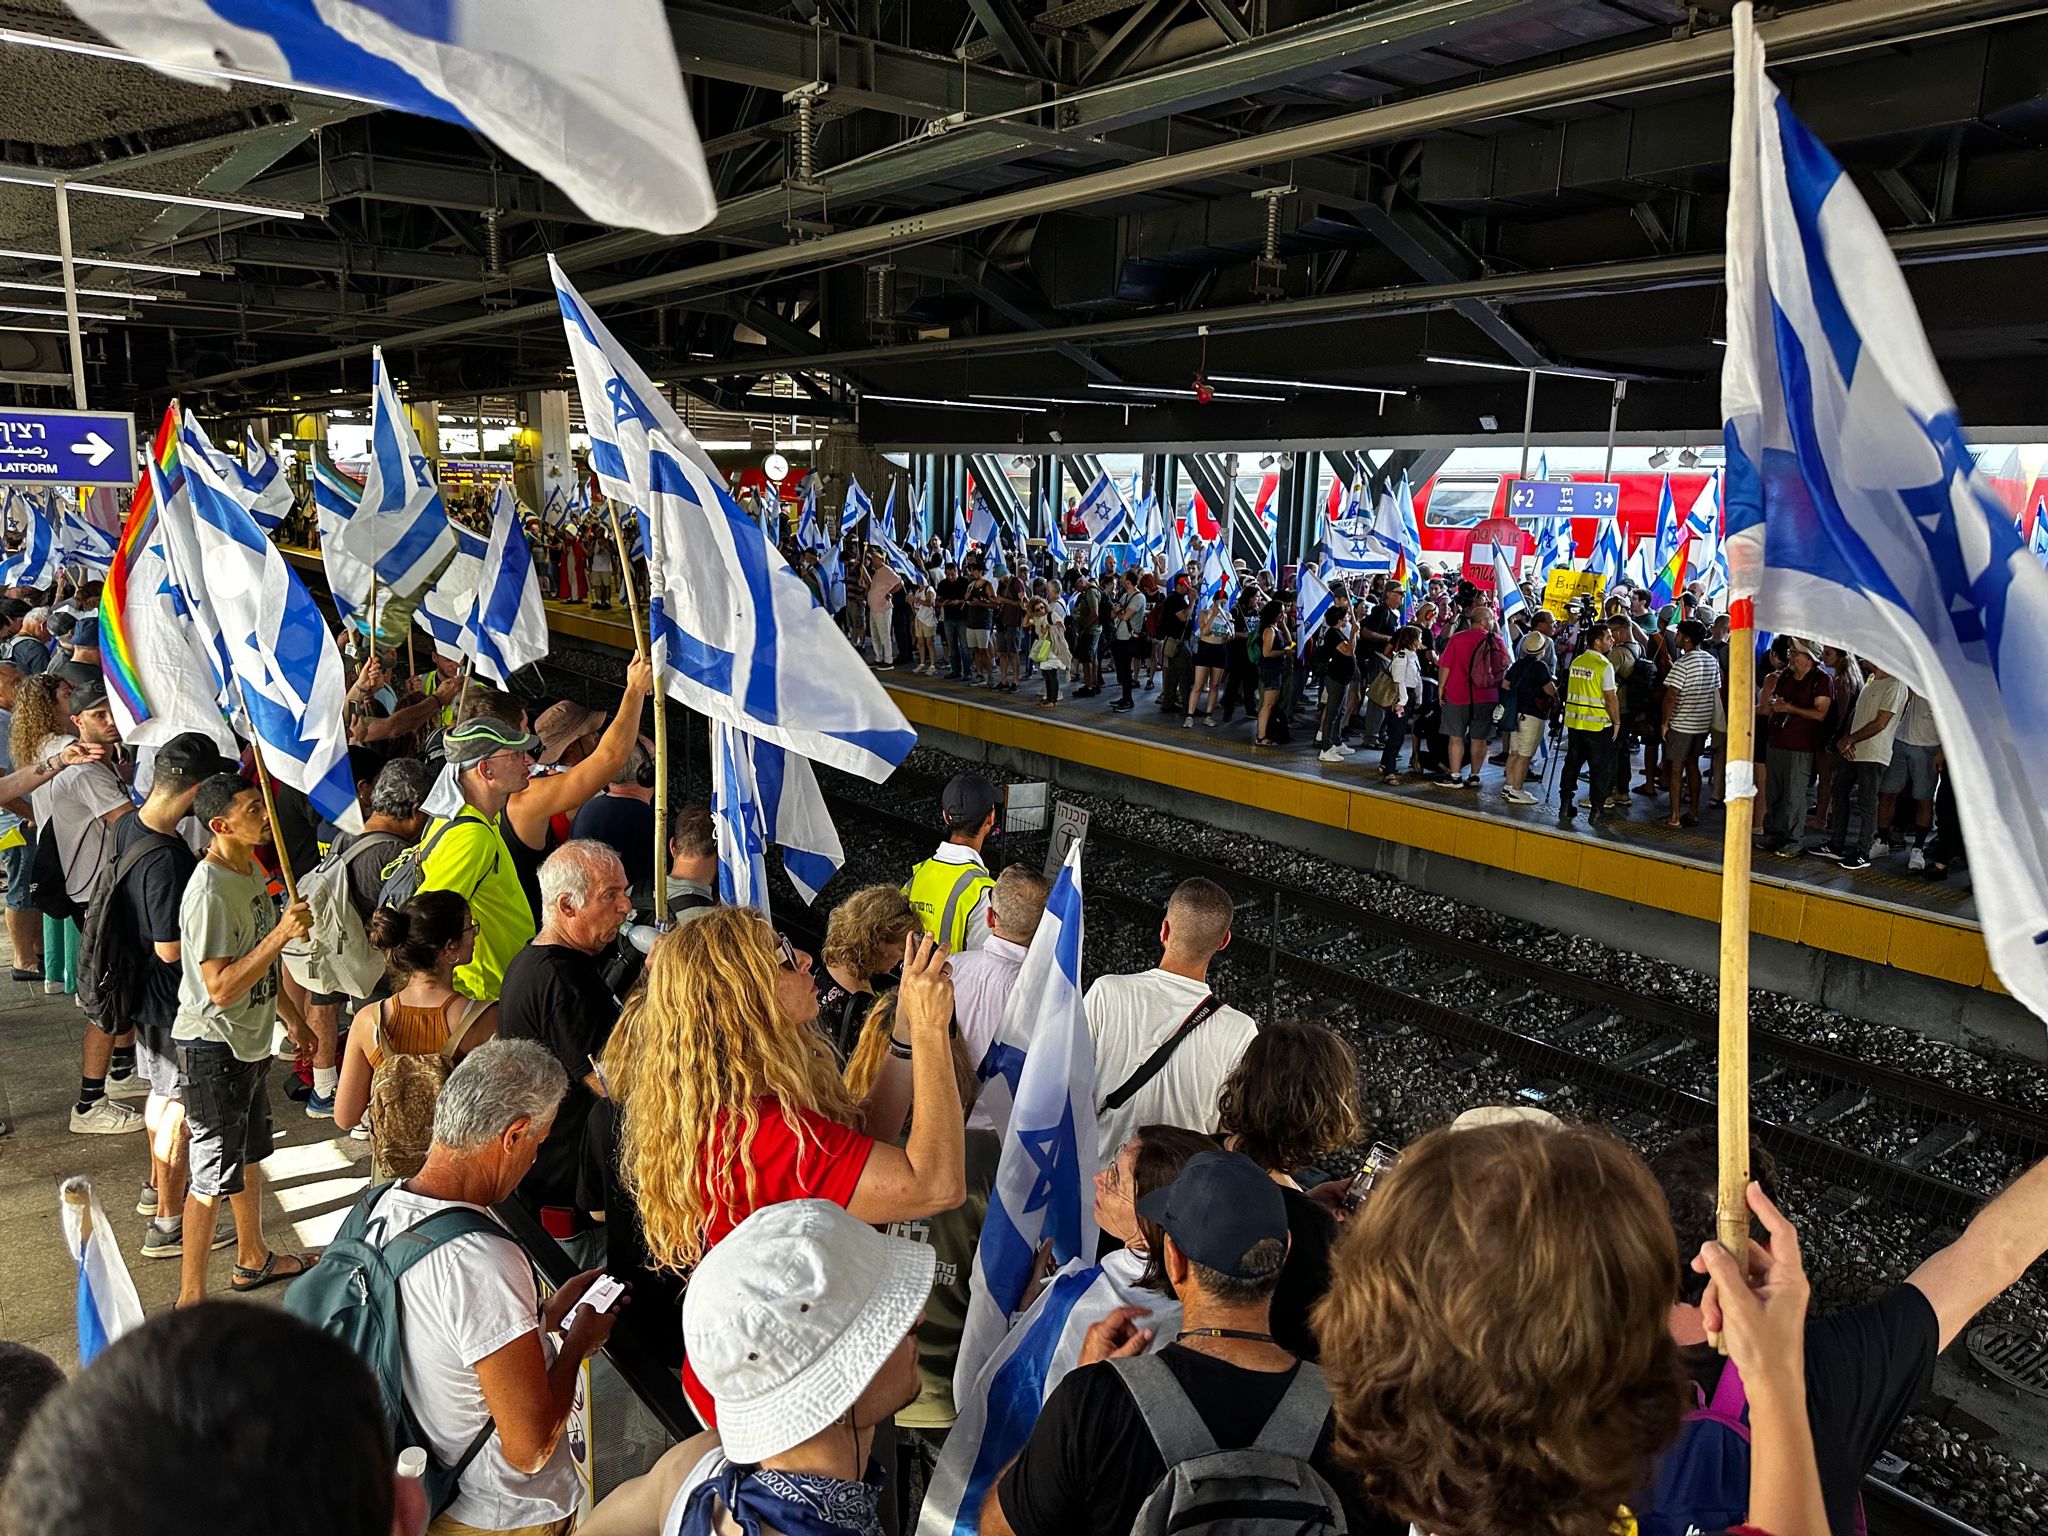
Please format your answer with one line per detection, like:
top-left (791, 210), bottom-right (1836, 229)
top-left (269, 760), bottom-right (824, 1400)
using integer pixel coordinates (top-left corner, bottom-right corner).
top-left (518, 390), bottom-right (572, 512)
top-left (409, 400), bottom-right (440, 470)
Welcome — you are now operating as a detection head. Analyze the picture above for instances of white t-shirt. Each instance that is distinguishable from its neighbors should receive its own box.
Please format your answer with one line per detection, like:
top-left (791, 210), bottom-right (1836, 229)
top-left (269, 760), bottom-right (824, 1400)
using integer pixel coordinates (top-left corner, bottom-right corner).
top-left (27, 735), bottom-right (131, 902)
top-left (1845, 673), bottom-right (1909, 765)
top-left (1085, 967), bottom-right (1258, 1165)
top-left (369, 1185), bottom-right (578, 1531)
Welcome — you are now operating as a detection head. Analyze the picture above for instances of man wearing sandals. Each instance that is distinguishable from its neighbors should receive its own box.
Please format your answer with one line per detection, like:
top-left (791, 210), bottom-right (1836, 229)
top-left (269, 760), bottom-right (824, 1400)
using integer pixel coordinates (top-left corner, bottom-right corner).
top-left (172, 773), bottom-right (316, 1304)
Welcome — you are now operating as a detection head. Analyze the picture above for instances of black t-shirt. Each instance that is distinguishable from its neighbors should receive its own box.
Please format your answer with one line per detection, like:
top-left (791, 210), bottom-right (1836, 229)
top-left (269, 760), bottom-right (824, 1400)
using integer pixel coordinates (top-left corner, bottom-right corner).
top-left (998, 1346), bottom-right (1400, 1536)
top-left (1157, 590), bottom-right (1192, 640)
top-left (330, 828), bottom-right (405, 918)
top-left (576, 1097), bottom-right (685, 1370)
top-left (569, 793), bottom-right (656, 890)
top-left (1679, 1284), bottom-right (1938, 1536)
top-left (498, 943), bottom-right (621, 1216)
top-left (963, 580), bottom-right (995, 629)
top-left (937, 576), bottom-right (968, 617)
top-left (112, 815), bottom-right (194, 1034)
top-left (1273, 1189), bottom-right (1336, 1363)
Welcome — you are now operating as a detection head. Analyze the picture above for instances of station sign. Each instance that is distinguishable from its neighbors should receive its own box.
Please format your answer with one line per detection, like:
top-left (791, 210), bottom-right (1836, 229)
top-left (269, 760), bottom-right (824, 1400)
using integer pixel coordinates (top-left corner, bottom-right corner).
top-left (1506, 479), bottom-right (1619, 519)
top-left (1045, 800), bottom-right (1091, 879)
top-left (0, 406), bottom-right (137, 487)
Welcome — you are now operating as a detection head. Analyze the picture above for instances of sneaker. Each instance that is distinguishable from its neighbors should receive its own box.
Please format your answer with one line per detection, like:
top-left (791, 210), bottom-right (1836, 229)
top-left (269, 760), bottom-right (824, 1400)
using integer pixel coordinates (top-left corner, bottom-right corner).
top-left (1111, 700), bottom-right (1133, 713)
top-left (105, 1073), bottom-right (148, 1101)
top-left (1502, 788), bottom-right (1538, 806)
top-left (1431, 776), bottom-right (1463, 789)
top-left (1810, 845), bottom-right (1846, 861)
top-left (1774, 841), bottom-right (1802, 859)
top-left (43, 978), bottom-right (65, 995)
top-left (1318, 747), bottom-right (1345, 764)
top-left (305, 1091), bottom-right (335, 1120)
top-left (1839, 853), bottom-right (1873, 871)
top-left (1463, 775), bottom-right (1483, 789)
top-left (139, 1219), bottom-right (236, 1260)
top-left (1335, 744), bottom-right (1357, 758)
top-left (136, 1182), bottom-right (158, 1219)
top-left (1182, 717), bottom-right (1196, 729)
top-left (70, 1098), bottom-right (144, 1135)
top-left (349, 1122), bottom-right (371, 1141)
top-left (1869, 839), bottom-right (1890, 859)
top-left (1907, 846), bottom-right (1926, 872)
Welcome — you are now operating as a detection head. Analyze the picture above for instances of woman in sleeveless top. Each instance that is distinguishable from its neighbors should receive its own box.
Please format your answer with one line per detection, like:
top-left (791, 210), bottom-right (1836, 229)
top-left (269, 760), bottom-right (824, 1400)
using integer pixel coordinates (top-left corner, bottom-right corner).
top-left (334, 890), bottom-right (499, 1133)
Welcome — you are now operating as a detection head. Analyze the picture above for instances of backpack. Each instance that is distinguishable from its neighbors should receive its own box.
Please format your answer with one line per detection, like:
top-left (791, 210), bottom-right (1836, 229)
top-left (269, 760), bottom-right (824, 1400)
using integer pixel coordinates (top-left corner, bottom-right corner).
top-left (1115, 1354), bottom-right (1348, 1536)
top-left (76, 827), bottom-right (181, 1026)
top-left (284, 833), bottom-right (403, 1001)
top-left (284, 1182), bottom-right (505, 1517)
top-left (366, 1008), bottom-right (467, 1179)
top-left (30, 818), bottom-right (85, 923)
top-left (377, 812), bottom-right (490, 913)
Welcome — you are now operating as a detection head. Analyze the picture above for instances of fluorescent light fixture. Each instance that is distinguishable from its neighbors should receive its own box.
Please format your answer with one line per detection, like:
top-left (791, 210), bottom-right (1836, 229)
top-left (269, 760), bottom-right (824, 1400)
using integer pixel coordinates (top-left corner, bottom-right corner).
top-left (863, 393), bottom-right (1047, 414)
top-left (0, 302), bottom-right (129, 321)
top-left (0, 27), bottom-right (377, 103)
top-left (0, 245), bottom-right (221, 276)
top-left (968, 391), bottom-right (1128, 408)
top-left (0, 323), bottom-right (76, 335)
top-left (1086, 382), bottom-right (1285, 403)
top-left (1207, 373), bottom-right (1406, 397)
top-left (0, 277), bottom-right (158, 300)
top-left (0, 172), bottom-right (314, 220)
top-left (1424, 354), bottom-right (1618, 382)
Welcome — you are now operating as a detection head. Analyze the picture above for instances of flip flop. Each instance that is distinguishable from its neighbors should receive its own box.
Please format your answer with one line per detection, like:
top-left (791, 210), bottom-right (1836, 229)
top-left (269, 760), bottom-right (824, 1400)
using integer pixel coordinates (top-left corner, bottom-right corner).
top-left (231, 1251), bottom-right (317, 1293)
top-left (1680, 813), bottom-right (1700, 827)
top-left (10, 968), bottom-right (41, 982)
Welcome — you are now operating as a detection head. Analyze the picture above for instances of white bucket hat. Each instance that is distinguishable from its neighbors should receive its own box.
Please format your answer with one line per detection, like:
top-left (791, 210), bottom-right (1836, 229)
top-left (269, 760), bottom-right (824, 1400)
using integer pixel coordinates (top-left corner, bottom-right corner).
top-left (683, 1200), bottom-right (935, 1463)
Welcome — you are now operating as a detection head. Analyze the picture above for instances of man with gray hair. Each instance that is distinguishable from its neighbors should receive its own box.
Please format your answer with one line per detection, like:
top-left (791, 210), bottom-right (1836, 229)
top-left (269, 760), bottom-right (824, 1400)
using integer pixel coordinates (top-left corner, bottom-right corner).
top-left (948, 864), bottom-right (1052, 1132)
top-left (497, 840), bottom-right (633, 1260)
top-left (355, 1037), bottom-right (620, 1533)
top-left (5, 607), bottom-right (50, 676)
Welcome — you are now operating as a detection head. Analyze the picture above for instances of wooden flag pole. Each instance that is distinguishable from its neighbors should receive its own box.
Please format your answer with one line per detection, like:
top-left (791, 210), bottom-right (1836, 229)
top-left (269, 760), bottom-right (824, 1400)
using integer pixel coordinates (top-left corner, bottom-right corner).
top-left (605, 499), bottom-right (667, 922)
top-left (1713, 592), bottom-right (1759, 1341)
top-left (230, 697), bottom-right (298, 902)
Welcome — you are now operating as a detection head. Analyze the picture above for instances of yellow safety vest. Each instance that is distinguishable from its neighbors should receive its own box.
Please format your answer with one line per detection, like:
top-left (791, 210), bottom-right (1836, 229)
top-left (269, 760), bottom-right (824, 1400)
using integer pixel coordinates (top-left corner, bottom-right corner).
top-left (1564, 649), bottom-right (1617, 732)
top-left (905, 852), bottom-right (995, 953)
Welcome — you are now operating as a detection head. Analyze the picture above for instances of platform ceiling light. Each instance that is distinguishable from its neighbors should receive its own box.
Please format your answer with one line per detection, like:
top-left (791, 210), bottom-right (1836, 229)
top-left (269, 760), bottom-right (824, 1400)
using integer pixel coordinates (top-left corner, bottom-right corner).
top-left (1086, 382), bottom-right (1284, 404)
top-left (0, 25), bottom-right (377, 102)
top-left (968, 391), bottom-right (1156, 409)
top-left (0, 276), bottom-right (159, 300)
top-left (1648, 447), bottom-right (1671, 469)
top-left (1424, 353), bottom-right (1619, 383)
top-left (1207, 373), bottom-right (1406, 398)
top-left (0, 245), bottom-right (224, 276)
top-left (0, 302), bottom-right (129, 321)
top-left (0, 172), bottom-right (314, 220)
top-left (863, 392), bottom-right (1048, 414)
top-left (1677, 446), bottom-right (1702, 469)
top-left (0, 322), bottom-right (76, 334)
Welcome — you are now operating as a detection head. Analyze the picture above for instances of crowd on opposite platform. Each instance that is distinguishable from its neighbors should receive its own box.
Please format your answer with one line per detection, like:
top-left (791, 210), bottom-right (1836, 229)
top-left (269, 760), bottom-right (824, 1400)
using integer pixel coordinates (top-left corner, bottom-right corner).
top-left (0, 522), bottom-right (2043, 1536)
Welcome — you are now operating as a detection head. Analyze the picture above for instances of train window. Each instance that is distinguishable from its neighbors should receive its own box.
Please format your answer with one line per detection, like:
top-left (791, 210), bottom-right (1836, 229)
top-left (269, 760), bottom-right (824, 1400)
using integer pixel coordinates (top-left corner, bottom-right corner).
top-left (1423, 476), bottom-right (1499, 529)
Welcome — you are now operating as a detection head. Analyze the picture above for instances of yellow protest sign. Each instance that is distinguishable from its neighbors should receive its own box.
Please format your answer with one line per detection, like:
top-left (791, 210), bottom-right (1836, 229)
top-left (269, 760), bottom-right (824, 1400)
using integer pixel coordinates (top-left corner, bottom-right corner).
top-left (1541, 568), bottom-right (1606, 614)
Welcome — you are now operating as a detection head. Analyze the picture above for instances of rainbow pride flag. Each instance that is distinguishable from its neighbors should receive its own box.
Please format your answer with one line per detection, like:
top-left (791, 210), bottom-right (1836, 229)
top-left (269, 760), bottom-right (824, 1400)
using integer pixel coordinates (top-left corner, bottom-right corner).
top-left (97, 408), bottom-right (176, 733)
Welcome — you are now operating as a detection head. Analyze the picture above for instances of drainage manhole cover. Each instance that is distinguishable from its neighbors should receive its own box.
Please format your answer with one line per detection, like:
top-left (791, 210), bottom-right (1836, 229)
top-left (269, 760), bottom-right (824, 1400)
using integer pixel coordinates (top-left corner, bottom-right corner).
top-left (1966, 1324), bottom-right (2048, 1398)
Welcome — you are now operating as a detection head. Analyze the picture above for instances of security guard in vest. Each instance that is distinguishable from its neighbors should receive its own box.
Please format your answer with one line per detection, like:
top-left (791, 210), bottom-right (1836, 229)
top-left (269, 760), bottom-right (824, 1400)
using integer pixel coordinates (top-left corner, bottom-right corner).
top-left (906, 774), bottom-right (999, 953)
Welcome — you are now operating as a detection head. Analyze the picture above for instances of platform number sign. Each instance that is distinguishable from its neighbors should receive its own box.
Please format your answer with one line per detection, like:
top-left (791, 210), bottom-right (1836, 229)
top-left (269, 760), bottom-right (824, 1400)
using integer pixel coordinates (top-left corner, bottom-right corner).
top-left (1045, 800), bottom-right (1091, 880)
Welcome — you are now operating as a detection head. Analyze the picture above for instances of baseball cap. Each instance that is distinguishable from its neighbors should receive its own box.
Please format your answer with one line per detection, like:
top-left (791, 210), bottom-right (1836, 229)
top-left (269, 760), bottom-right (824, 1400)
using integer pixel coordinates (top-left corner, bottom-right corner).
top-left (70, 680), bottom-right (110, 716)
top-left (533, 700), bottom-right (606, 766)
top-left (47, 611), bottom-right (75, 640)
top-left (154, 730), bottom-right (239, 782)
top-left (442, 717), bottom-right (542, 767)
top-left (684, 1200), bottom-right (934, 1463)
top-left (941, 773), bottom-right (998, 828)
top-left (1135, 1150), bottom-right (1288, 1279)
top-left (70, 616), bottom-right (99, 651)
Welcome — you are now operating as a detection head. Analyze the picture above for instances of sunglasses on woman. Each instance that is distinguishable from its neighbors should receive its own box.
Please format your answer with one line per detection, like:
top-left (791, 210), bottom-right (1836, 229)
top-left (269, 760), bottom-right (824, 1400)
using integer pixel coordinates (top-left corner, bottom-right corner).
top-left (773, 931), bottom-right (800, 971)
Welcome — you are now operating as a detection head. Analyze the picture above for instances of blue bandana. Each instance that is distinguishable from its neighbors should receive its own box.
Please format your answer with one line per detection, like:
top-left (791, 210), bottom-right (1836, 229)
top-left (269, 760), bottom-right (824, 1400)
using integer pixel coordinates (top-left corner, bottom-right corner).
top-left (677, 1458), bottom-right (886, 1536)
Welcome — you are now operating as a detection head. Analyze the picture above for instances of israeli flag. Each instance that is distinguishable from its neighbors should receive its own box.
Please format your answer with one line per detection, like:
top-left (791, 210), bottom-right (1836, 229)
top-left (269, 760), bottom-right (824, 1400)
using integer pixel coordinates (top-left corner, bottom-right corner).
top-left (1044, 498), bottom-right (1068, 565)
top-left (414, 510), bottom-right (491, 664)
top-left (341, 349), bottom-right (457, 600)
top-left (842, 476), bottom-right (872, 540)
top-left (1532, 516), bottom-right (1571, 587)
top-left (954, 841), bottom-right (1098, 1401)
top-left (815, 537), bottom-right (847, 617)
top-left (1650, 474), bottom-right (1682, 576)
top-left (1587, 515), bottom-right (1625, 591)
top-left (918, 1247), bottom-right (1179, 1536)
top-left (968, 495), bottom-right (998, 551)
top-left (1396, 473), bottom-right (1425, 573)
top-left (1161, 500), bottom-right (1184, 577)
top-left (711, 719), bottom-right (844, 913)
top-left (914, 483), bottom-right (932, 546)
top-left (1624, 532), bottom-right (1656, 592)
top-left (870, 520), bottom-right (923, 589)
top-left (0, 490), bottom-right (60, 589)
top-left (1198, 541), bottom-right (1231, 609)
top-left (796, 477), bottom-right (824, 556)
top-left (1075, 473), bottom-right (1130, 546)
top-left (70, 0), bottom-right (714, 236)
top-left (54, 509), bottom-right (117, 576)
top-left (986, 531), bottom-right (1009, 579)
top-left (1296, 562), bottom-right (1334, 658)
top-left (2032, 506), bottom-right (2048, 569)
top-left (1368, 488), bottom-right (1408, 570)
top-left (61, 1179), bottom-right (143, 1365)
top-left (242, 437), bottom-right (293, 531)
top-left (1686, 473), bottom-right (1724, 584)
top-left (1261, 507), bottom-right (1279, 586)
top-left (1323, 516), bottom-right (1391, 576)
top-left (553, 259), bottom-right (915, 782)
top-left (951, 509), bottom-right (970, 572)
top-left (1721, 0), bottom-right (2048, 1018)
top-left (465, 492), bottom-right (549, 688)
top-left (174, 406), bottom-right (362, 831)
top-left (1494, 546), bottom-right (1528, 622)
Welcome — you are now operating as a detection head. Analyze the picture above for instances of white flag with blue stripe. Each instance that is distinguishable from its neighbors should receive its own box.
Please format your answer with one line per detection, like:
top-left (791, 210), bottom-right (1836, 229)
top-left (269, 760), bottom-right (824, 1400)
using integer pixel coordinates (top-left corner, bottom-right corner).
top-left (174, 406), bottom-right (362, 831)
top-left (950, 507), bottom-right (970, 572)
top-left (69, 0), bottom-right (714, 236)
top-left (242, 437), bottom-right (293, 532)
top-left (313, 450), bottom-right (373, 625)
top-left (1397, 473), bottom-right (1425, 574)
top-left (1162, 499), bottom-right (1185, 577)
top-left (1587, 515), bottom-right (1625, 591)
top-left (1722, 0), bottom-right (2048, 1020)
top-left (918, 1247), bottom-right (1178, 1536)
top-left (54, 507), bottom-right (117, 576)
top-left (553, 259), bottom-right (915, 782)
top-left (841, 476), bottom-right (872, 540)
top-left (796, 477), bottom-right (826, 558)
top-left (61, 1178), bottom-right (142, 1366)
top-left (1494, 545), bottom-right (1528, 622)
top-left (968, 494), bottom-right (998, 551)
top-left (954, 840), bottom-right (1098, 1402)
top-left (1296, 562), bottom-right (1334, 658)
top-left (713, 719), bottom-right (771, 917)
top-left (1198, 541), bottom-right (1231, 609)
top-left (1043, 497), bottom-right (1068, 565)
top-left (341, 349), bottom-right (457, 600)
top-left (1076, 473), bottom-right (1130, 547)
top-left (464, 492), bottom-right (549, 688)
top-left (414, 517), bottom-right (490, 664)
top-left (1323, 516), bottom-right (1391, 576)
top-left (0, 489), bottom-right (60, 589)
top-left (711, 720), bottom-right (843, 911)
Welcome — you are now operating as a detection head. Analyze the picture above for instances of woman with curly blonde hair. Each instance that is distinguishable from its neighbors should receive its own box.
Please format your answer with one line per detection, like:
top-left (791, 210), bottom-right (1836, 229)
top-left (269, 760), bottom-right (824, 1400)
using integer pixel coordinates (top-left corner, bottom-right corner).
top-left (1314, 1120), bottom-right (1828, 1536)
top-left (605, 904), bottom-right (966, 1425)
top-left (816, 883), bottom-right (919, 1054)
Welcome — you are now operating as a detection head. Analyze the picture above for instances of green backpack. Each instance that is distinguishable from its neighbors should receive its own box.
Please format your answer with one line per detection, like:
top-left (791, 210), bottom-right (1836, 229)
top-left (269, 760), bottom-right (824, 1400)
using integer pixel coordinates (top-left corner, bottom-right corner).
top-left (284, 1182), bottom-right (506, 1516)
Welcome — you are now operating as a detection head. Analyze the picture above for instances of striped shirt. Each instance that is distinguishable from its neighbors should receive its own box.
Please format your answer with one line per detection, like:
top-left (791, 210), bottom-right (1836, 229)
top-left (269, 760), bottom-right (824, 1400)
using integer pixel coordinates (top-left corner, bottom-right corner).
top-left (1664, 648), bottom-right (1721, 732)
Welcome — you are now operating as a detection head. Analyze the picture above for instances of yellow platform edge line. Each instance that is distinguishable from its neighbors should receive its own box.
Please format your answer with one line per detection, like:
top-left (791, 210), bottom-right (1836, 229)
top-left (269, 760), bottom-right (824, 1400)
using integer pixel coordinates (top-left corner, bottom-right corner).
top-left (889, 684), bottom-right (1992, 993)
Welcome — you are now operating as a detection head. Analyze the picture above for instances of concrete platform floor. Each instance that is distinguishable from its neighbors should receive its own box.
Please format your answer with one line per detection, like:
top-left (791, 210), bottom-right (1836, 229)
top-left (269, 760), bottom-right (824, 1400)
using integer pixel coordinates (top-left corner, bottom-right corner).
top-left (0, 954), bottom-right (371, 1370)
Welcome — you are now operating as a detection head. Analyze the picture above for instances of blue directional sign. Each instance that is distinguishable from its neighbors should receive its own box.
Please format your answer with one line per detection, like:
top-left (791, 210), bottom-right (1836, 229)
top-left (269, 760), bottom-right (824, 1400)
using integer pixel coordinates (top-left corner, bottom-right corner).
top-left (0, 406), bottom-right (138, 487)
top-left (1506, 479), bottom-right (1619, 519)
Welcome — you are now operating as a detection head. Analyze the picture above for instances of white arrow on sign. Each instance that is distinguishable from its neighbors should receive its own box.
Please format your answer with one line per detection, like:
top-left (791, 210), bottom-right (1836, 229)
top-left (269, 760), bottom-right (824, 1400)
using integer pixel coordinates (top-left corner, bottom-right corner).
top-left (68, 432), bottom-right (113, 467)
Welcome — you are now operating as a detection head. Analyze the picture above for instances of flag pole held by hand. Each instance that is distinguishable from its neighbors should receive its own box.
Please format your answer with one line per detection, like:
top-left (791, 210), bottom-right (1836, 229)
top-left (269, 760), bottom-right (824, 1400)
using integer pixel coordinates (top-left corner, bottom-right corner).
top-left (604, 498), bottom-right (666, 923)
